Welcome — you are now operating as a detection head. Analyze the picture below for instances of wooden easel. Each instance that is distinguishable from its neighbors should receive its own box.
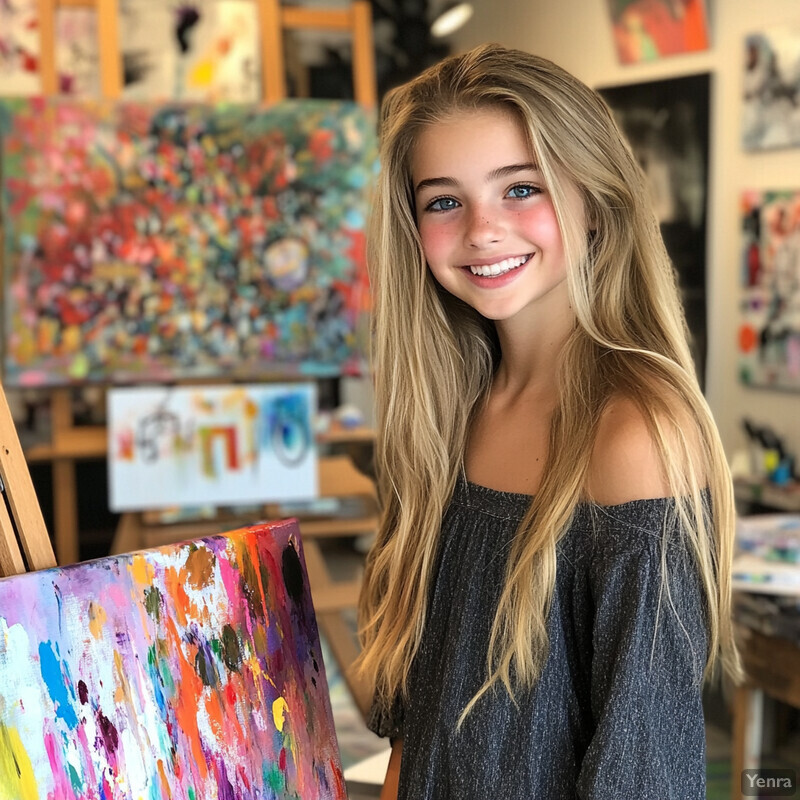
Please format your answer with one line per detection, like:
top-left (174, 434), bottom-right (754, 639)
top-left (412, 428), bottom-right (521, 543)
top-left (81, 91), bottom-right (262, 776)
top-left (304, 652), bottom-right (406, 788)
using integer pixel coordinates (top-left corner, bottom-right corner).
top-left (23, 0), bottom-right (376, 568)
top-left (0, 383), bottom-right (56, 577)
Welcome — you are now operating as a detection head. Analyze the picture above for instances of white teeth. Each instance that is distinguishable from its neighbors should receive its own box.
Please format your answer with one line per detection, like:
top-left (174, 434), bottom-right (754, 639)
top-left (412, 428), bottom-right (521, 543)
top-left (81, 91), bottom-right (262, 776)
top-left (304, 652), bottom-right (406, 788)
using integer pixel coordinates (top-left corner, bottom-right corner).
top-left (469, 254), bottom-right (530, 277)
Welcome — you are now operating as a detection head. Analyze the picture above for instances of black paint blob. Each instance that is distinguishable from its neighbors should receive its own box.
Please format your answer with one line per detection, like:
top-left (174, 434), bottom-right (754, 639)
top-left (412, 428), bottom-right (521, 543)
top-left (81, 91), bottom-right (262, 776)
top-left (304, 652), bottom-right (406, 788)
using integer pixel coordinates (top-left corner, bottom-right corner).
top-left (281, 542), bottom-right (304, 605)
top-left (221, 624), bottom-right (242, 672)
top-left (174, 6), bottom-right (201, 54)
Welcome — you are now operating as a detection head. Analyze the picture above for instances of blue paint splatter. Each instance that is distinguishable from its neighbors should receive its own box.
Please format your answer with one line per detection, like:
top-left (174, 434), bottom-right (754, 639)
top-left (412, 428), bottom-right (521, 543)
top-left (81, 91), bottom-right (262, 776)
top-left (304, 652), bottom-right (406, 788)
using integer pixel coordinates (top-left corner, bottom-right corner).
top-left (39, 640), bottom-right (79, 729)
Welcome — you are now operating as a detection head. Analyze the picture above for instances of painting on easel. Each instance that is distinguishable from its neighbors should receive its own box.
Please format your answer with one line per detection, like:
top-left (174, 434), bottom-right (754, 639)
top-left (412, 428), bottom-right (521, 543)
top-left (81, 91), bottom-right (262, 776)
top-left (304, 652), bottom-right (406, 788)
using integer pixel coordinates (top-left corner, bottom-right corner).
top-left (0, 98), bottom-right (376, 386)
top-left (120, 0), bottom-right (261, 102)
top-left (0, 519), bottom-right (346, 799)
top-left (738, 189), bottom-right (800, 391)
top-left (0, 0), bottom-right (100, 96)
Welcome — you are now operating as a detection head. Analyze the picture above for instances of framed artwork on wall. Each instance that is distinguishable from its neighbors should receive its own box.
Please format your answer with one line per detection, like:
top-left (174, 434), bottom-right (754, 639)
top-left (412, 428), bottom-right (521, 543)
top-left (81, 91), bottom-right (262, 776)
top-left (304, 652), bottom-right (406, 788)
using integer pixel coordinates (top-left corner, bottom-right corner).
top-left (598, 73), bottom-right (711, 387)
top-left (742, 26), bottom-right (800, 152)
top-left (0, 98), bottom-right (376, 386)
top-left (738, 190), bottom-right (800, 391)
top-left (605, 0), bottom-right (710, 65)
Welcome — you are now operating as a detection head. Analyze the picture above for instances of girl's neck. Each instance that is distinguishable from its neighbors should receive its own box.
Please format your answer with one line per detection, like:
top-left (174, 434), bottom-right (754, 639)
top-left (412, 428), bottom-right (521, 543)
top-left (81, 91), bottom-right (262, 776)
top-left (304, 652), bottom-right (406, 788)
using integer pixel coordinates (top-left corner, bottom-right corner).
top-left (491, 289), bottom-right (575, 401)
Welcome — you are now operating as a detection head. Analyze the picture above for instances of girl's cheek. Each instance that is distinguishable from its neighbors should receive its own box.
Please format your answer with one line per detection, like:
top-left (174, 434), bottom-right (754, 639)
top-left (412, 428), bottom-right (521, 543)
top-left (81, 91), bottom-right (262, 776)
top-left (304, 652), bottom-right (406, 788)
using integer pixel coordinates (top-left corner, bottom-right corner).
top-left (419, 220), bottom-right (457, 252)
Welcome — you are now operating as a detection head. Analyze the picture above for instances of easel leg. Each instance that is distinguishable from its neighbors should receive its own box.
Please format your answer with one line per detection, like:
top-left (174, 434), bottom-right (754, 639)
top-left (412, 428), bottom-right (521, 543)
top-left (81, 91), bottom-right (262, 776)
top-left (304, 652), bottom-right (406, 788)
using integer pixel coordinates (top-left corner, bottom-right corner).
top-left (732, 684), bottom-right (763, 800)
top-left (53, 459), bottom-right (79, 565)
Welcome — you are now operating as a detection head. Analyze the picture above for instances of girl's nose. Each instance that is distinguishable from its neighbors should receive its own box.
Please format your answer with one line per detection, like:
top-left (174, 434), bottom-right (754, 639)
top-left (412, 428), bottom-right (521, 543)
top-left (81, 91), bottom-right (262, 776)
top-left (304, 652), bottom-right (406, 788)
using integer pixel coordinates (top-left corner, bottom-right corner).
top-left (464, 207), bottom-right (505, 248)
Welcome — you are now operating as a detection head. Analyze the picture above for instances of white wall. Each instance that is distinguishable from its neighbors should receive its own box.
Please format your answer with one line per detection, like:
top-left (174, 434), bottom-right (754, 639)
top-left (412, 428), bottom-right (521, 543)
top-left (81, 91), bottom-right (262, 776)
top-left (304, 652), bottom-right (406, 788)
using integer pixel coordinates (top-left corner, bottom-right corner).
top-left (452, 0), bottom-right (800, 462)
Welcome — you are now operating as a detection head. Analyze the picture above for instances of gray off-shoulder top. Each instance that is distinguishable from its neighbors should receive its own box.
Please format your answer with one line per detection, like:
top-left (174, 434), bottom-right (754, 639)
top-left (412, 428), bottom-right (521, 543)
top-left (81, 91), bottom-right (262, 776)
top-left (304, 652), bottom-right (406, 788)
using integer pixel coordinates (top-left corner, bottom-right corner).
top-left (368, 477), bottom-right (709, 799)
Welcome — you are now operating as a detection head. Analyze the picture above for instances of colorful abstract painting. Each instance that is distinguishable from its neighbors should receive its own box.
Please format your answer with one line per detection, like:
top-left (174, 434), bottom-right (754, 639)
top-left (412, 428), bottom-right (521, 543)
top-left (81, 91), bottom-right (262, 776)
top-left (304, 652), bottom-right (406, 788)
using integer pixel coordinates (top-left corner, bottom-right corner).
top-left (0, 519), bottom-right (346, 799)
top-left (120, 0), bottom-right (261, 102)
top-left (0, 99), bottom-right (376, 385)
top-left (738, 190), bottom-right (800, 391)
top-left (606, 0), bottom-right (710, 64)
top-left (743, 27), bottom-right (800, 151)
top-left (108, 384), bottom-right (318, 511)
top-left (0, 0), bottom-right (100, 96)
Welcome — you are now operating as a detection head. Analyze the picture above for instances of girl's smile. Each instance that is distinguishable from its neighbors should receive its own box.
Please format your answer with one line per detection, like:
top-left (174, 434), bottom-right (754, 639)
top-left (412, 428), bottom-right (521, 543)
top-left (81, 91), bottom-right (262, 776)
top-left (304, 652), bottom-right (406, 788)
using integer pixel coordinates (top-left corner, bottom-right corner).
top-left (411, 108), bottom-right (583, 324)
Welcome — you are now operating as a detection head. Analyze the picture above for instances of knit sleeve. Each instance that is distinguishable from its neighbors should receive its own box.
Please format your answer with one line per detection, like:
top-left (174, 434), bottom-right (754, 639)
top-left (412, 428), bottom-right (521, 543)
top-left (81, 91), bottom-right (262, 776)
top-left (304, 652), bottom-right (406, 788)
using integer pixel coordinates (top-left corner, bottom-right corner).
top-left (576, 500), bottom-right (709, 800)
top-left (366, 692), bottom-right (405, 740)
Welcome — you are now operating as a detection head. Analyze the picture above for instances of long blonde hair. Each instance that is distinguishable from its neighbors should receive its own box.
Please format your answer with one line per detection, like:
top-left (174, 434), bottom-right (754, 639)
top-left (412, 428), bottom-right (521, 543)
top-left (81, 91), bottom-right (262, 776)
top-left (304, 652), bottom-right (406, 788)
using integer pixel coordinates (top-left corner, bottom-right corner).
top-left (357, 43), bottom-right (742, 722)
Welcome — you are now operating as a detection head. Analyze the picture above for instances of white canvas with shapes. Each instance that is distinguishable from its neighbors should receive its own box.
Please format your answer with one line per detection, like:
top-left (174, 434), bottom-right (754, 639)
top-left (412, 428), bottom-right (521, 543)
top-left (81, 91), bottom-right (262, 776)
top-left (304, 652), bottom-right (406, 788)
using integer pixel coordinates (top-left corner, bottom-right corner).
top-left (120, 0), bottom-right (260, 101)
top-left (108, 384), bottom-right (318, 511)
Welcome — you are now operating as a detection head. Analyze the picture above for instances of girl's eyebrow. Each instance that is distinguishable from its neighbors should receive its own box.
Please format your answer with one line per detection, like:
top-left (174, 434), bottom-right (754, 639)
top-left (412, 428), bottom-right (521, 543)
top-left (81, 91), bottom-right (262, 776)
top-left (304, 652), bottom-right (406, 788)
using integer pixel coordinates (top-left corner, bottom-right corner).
top-left (414, 162), bottom-right (539, 194)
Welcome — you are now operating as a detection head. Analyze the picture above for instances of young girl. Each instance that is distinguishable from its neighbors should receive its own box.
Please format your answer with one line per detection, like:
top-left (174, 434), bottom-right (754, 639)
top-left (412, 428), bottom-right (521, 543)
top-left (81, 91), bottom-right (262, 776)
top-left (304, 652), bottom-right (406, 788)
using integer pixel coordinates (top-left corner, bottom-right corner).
top-left (357, 44), bottom-right (742, 799)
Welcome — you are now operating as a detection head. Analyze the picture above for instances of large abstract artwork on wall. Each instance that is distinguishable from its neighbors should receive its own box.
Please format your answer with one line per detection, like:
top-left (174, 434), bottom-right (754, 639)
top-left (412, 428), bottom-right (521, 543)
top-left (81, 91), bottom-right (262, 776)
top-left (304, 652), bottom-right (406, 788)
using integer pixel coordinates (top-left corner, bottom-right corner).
top-left (0, 99), bottom-right (376, 386)
top-left (107, 383), bottom-right (318, 511)
top-left (605, 0), bottom-right (710, 64)
top-left (0, 519), bottom-right (346, 799)
top-left (599, 73), bottom-right (710, 387)
top-left (742, 26), bottom-right (800, 152)
top-left (738, 190), bottom-right (800, 391)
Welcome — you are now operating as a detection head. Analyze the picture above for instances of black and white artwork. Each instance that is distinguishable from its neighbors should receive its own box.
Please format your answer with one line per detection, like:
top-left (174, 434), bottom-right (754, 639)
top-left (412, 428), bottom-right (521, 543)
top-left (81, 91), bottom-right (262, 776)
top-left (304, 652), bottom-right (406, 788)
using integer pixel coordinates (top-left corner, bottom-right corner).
top-left (599, 73), bottom-right (711, 387)
top-left (743, 27), bottom-right (800, 152)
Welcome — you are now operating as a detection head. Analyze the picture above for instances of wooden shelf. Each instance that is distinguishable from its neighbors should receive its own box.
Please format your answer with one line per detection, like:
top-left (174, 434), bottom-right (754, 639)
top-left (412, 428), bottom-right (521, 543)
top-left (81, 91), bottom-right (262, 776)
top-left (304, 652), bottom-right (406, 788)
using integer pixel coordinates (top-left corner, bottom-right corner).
top-left (734, 477), bottom-right (800, 513)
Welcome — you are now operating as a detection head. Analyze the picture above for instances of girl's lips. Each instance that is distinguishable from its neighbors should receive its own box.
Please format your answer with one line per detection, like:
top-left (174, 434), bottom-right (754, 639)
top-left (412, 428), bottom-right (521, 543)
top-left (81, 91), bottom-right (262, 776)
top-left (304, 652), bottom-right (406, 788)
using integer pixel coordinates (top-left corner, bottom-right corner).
top-left (460, 257), bottom-right (530, 288)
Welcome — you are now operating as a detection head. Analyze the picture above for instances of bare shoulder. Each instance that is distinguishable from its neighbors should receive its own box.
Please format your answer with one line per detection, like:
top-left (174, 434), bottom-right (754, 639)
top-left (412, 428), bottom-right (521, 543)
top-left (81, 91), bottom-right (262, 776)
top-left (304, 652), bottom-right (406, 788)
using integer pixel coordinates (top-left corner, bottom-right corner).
top-left (585, 393), bottom-right (696, 506)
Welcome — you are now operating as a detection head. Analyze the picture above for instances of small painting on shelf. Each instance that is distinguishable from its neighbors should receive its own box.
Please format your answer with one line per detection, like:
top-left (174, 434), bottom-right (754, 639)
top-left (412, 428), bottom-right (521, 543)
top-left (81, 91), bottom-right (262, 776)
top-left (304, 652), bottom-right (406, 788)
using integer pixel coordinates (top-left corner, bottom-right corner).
top-left (107, 383), bottom-right (318, 512)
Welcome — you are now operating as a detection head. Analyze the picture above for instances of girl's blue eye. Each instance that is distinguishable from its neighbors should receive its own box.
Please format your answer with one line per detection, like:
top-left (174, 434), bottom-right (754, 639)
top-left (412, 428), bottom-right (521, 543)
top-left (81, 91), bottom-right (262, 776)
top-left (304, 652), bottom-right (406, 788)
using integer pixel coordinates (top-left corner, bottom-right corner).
top-left (507, 184), bottom-right (538, 199)
top-left (427, 196), bottom-right (459, 212)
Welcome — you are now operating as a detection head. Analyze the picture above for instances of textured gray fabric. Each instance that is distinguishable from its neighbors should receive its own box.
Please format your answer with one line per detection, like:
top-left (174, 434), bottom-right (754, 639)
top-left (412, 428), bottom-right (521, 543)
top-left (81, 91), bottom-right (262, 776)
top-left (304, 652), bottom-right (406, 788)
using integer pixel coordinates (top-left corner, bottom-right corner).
top-left (368, 477), bottom-right (709, 799)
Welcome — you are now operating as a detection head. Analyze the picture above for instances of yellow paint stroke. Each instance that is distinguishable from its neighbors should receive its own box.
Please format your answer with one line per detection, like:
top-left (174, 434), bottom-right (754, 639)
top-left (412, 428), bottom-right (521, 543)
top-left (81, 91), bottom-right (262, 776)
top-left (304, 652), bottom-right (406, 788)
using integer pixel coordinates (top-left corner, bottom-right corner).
top-left (88, 601), bottom-right (107, 639)
top-left (130, 554), bottom-right (154, 586)
top-left (113, 649), bottom-right (135, 709)
top-left (0, 723), bottom-right (39, 800)
top-left (189, 59), bottom-right (215, 89)
top-left (272, 697), bottom-right (288, 733)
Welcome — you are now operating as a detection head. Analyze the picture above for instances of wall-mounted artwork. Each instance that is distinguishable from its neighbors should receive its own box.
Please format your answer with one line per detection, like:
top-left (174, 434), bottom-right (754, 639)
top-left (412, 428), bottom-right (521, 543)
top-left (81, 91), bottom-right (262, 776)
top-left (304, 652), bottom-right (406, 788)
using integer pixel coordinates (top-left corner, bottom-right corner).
top-left (0, 0), bottom-right (100, 96)
top-left (120, 0), bottom-right (261, 102)
top-left (605, 0), bottom-right (710, 64)
top-left (0, 519), bottom-right (347, 799)
top-left (599, 73), bottom-right (710, 386)
top-left (738, 190), bottom-right (800, 391)
top-left (108, 383), bottom-right (318, 511)
top-left (742, 27), bottom-right (800, 152)
top-left (0, 99), bottom-right (376, 386)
